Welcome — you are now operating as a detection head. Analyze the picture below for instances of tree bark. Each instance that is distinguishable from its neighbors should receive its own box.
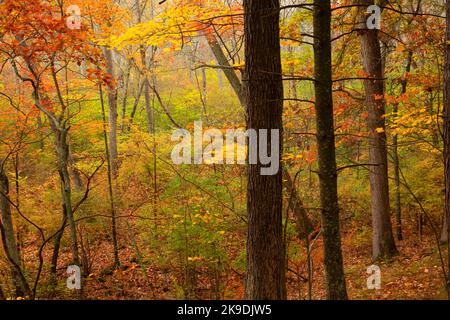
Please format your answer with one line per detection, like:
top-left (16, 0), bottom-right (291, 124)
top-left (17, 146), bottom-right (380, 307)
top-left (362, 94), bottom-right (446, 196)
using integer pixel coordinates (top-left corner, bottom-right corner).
top-left (244, 0), bottom-right (286, 300)
top-left (357, 0), bottom-right (397, 260)
top-left (0, 167), bottom-right (30, 297)
top-left (313, 0), bottom-right (348, 300)
top-left (444, 0), bottom-right (450, 285)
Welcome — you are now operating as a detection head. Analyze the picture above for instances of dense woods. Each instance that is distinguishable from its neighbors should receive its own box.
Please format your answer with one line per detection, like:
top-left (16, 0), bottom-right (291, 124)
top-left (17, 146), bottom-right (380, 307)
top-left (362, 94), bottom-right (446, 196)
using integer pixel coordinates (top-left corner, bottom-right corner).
top-left (0, 0), bottom-right (450, 300)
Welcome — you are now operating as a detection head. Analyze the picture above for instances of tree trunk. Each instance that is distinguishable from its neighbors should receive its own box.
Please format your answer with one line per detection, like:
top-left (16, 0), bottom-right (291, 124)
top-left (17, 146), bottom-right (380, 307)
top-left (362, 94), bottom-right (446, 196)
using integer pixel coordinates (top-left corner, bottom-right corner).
top-left (50, 207), bottom-right (66, 285)
top-left (201, 68), bottom-right (207, 104)
top-left (313, 0), bottom-right (348, 300)
top-left (244, 0), bottom-right (286, 300)
top-left (135, 0), bottom-right (155, 135)
top-left (13, 154), bottom-right (24, 270)
top-left (120, 63), bottom-right (131, 133)
top-left (102, 47), bottom-right (119, 177)
top-left (392, 131), bottom-right (402, 241)
top-left (217, 69), bottom-right (224, 89)
top-left (392, 51), bottom-right (413, 241)
top-left (441, 214), bottom-right (448, 244)
top-left (282, 167), bottom-right (313, 239)
top-left (357, 0), bottom-right (397, 260)
top-left (444, 0), bottom-right (450, 285)
top-left (54, 127), bottom-right (80, 266)
top-left (99, 84), bottom-right (120, 268)
top-left (141, 52), bottom-right (154, 135)
top-left (128, 80), bottom-right (145, 131)
top-left (288, 46), bottom-right (297, 101)
top-left (68, 145), bottom-right (83, 192)
top-left (0, 167), bottom-right (30, 297)
top-left (206, 34), bottom-right (246, 107)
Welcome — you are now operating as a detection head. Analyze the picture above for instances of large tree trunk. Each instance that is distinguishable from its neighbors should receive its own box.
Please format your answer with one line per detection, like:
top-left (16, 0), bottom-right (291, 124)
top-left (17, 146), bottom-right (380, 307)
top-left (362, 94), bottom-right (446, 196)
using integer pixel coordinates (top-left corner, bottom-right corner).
top-left (444, 0), bottom-right (450, 284)
top-left (244, 0), bottom-right (286, 300)
top-left (0, 167), bottom-right (30, 297)
top-left (357, 0), bottom-right (397, 260)
top-left (313, 0), bottom-right (348, 300)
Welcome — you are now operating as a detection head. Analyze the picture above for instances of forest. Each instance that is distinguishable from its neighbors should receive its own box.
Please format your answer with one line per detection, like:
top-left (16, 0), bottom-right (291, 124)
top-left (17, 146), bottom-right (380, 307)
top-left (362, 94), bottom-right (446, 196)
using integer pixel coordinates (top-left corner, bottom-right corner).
top-left (0, 0), bottom-right (449, 301)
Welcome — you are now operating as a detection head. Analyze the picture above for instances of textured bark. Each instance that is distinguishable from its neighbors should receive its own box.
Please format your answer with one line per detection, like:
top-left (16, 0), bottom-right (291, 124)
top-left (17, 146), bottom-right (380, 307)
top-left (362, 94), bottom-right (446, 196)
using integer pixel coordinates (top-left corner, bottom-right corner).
top-left (444, 0), bottom-right (450, 281)
top-left (0, 168), bottom-right (30, 297)
top-left (357, 0), bottom-right (397, 260)
top-left (313, 0), bottom-right (348, 300)
top-left (244, 0), bottom-right (286, 300)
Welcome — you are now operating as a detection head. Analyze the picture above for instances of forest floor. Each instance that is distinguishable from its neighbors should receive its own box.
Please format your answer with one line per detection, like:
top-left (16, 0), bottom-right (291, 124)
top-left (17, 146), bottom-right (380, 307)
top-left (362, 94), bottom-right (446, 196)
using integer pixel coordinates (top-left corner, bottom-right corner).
top-left (25, 227), bottom-right (449, 300)
top-left (333, 234), bottom-right (447, 300)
